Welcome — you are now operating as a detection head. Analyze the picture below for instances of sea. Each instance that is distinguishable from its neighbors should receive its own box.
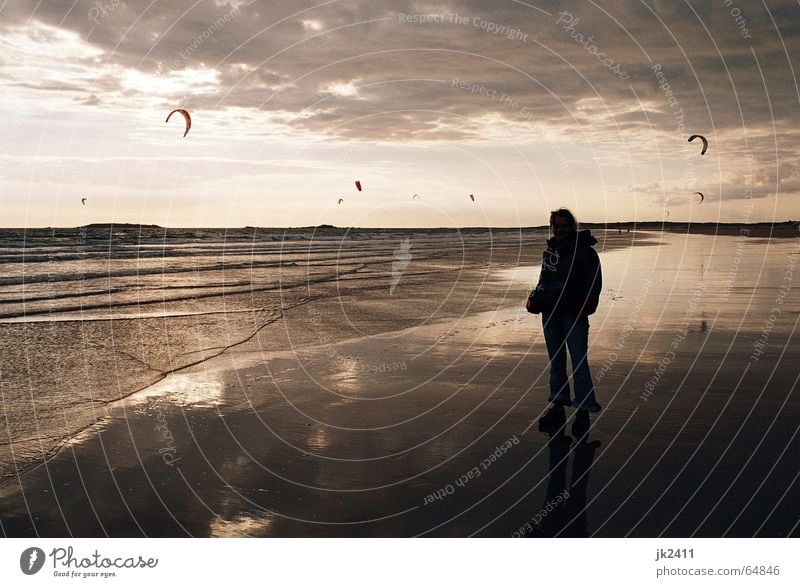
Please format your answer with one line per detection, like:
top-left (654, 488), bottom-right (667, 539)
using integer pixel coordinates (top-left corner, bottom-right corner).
top-left (0, 224), bottom-right (546, 481)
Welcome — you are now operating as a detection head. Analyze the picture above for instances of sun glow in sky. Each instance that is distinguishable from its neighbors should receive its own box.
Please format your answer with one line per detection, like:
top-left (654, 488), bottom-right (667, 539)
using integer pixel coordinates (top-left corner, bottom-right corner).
top-left (1, 1), bottom-right (799, 228)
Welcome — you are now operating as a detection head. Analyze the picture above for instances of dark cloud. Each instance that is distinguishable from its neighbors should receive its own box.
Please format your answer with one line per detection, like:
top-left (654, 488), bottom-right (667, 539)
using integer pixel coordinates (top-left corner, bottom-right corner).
top-left (2, 0), bottom-right (798, 150)
top-left (80, 94), bottom-right (102, 105)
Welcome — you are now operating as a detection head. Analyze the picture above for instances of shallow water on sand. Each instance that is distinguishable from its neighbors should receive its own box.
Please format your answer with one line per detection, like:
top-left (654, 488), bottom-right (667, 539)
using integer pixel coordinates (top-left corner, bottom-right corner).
top-left (1, 229), bottom-right (798, 537)
top-left (0, 226), bottom-right (548, 481)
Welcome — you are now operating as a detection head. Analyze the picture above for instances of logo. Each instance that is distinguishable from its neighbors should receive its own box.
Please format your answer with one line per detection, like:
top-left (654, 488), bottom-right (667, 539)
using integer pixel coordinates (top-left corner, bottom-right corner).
top-left (20, 547), bottom-right (46, 575)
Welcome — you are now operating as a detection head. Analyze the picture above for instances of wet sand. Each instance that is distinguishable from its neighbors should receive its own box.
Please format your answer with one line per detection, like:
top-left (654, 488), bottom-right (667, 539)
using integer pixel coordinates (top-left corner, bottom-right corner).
top-left (0, 226), bottom-right (558, 481)
top-left (1, 230), bottom-right (799, 537)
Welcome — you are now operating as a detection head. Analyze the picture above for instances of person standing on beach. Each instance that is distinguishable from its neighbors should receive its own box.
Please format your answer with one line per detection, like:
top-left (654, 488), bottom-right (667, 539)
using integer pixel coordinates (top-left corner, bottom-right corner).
top-left (527, 208), bottom-right (602, 436)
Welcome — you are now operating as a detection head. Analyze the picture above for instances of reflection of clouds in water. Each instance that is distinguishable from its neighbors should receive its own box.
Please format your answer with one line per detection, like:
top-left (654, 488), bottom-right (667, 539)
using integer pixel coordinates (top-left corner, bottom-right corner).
top-left (208, 511), bottom-right (274, 537)
top-left (330, 360), bottom-right (364, 397)
top-left (206, 490), bottom-right (275, 537)
top-left (293, 347), bottom-right (363, 396)
top-left (306, 426), bottom-right (330, 451)
top-left (131, 373), bottom-right (225, 408)
top-left (218, 453), bottom-right (254, 477)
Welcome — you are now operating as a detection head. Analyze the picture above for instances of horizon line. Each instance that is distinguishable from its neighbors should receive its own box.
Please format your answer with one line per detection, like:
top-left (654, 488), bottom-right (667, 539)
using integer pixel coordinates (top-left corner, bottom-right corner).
top-left (1, 220), bottom-right (798, 231)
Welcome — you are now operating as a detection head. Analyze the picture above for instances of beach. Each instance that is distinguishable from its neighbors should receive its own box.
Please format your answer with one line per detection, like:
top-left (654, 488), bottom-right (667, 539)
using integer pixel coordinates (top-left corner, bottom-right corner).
top-left (1, 227), bottom-right (798, 537)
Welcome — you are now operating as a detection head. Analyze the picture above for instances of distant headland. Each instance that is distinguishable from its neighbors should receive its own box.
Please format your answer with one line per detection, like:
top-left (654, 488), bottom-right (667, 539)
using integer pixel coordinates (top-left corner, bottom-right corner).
top-left (0, 221), bottom-right (797, 239)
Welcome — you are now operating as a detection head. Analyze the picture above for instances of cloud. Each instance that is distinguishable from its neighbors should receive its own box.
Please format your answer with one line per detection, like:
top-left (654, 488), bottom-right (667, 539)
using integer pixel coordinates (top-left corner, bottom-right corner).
top-left (1, 0), bottom-right (795, 138)
top-left (2, 0), bottom-right (799, 225)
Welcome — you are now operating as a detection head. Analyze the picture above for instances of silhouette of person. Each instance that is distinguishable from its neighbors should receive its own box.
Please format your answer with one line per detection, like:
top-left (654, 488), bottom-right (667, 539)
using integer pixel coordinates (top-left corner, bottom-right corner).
top-left (527, 208), bottom-right (602, 436)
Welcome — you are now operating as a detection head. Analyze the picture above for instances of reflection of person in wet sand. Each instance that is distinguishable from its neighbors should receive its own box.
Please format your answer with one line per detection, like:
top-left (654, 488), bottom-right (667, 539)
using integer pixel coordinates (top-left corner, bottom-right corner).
top-left (533, 433), bottom-right (602, 537)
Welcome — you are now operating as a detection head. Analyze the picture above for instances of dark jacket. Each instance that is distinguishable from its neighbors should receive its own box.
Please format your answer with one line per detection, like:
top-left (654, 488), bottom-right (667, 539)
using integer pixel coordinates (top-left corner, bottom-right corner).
top-left (532, 229), bottom-right (602, 316)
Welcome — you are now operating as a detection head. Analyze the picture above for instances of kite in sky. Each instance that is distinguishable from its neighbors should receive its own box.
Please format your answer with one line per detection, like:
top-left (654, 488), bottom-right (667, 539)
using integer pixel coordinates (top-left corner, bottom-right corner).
top-left (166, 109), bottom-right (192, 137)
top-left (688, 134), bottom-right (708, 155)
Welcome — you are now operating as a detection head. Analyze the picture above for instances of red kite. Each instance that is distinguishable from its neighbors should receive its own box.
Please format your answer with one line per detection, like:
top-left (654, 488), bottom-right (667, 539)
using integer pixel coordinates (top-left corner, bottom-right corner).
top-left (166, 109), bottom-right (192, 137)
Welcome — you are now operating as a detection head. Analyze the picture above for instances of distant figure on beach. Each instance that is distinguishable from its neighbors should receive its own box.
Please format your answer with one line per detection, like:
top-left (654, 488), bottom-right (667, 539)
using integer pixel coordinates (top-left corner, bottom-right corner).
top-left (527, 208), bottom-right (602, 436)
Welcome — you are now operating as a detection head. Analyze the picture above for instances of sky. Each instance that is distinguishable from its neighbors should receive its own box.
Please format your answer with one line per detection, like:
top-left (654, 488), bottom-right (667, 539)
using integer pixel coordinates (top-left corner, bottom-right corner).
top-left (0, 0), bottom-right (798, 228)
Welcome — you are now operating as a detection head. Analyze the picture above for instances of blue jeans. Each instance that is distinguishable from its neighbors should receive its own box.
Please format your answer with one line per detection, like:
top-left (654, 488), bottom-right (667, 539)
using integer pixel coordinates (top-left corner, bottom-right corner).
top-left (541, 312), bottom-right (601, 412)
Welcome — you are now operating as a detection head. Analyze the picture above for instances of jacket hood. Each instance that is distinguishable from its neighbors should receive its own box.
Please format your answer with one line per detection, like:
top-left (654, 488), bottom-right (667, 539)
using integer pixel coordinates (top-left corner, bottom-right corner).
top-left (547, 229), bottom-right (597, 249)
